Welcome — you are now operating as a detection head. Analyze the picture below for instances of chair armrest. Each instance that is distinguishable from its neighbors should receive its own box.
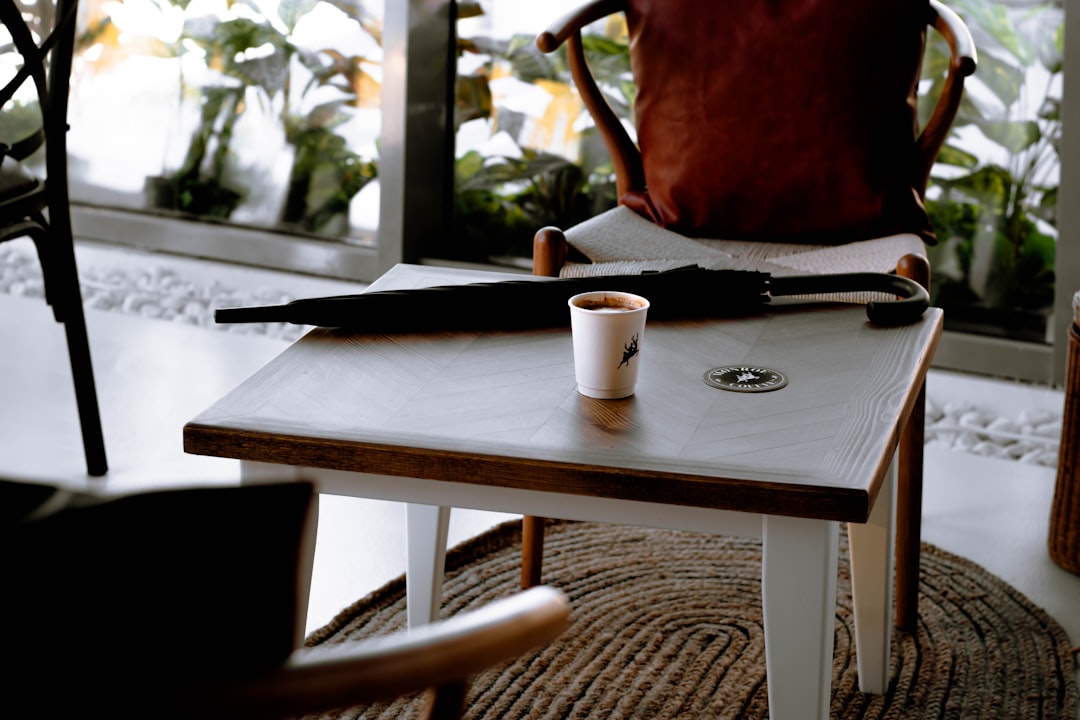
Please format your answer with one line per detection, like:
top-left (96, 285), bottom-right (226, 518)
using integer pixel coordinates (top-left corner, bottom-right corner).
top-left (929, 0), bottom-right (977, 77)
top-left (537, 0), bottom-right (625, 52)
top-left (916, 0), bottom-right (978, 191)
top-left (204, 586), bottom-right (571, 719)
top-left (536, 0), bottom-right (643, 199)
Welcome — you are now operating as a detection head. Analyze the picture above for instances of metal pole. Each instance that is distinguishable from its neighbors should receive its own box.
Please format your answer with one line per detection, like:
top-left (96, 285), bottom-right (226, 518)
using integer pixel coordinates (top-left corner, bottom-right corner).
top-left (377, 0), bottom-right (456, 274)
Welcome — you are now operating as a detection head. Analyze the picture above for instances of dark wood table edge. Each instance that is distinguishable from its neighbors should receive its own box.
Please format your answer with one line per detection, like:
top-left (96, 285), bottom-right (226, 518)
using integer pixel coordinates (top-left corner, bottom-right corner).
top-left (183, 423), bottom-right (875, 523)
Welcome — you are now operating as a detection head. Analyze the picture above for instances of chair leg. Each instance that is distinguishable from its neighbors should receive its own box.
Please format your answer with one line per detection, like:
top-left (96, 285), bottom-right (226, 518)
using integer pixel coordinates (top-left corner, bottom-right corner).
top-left (521, 516), bottom-right (545, 589)
top-left (424, 681), bottom-right (467, 720)
top-left (519, 227), bottom-right (567, 589)
top-left (894, 251), bottom-right (929, 632)
top-left (28, 226), bottom-right (63, 318)
top-left (895, 383), bottom-right (924, 632)
top-left (53, 241), bottom-right (108, 476)
top-left (62, 296), bottom-right (108, 476)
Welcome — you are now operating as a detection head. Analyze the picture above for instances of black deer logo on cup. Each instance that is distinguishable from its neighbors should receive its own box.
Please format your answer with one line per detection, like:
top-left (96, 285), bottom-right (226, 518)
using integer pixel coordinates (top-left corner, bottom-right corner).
top-left (618, 334), bottom-right (640, 368)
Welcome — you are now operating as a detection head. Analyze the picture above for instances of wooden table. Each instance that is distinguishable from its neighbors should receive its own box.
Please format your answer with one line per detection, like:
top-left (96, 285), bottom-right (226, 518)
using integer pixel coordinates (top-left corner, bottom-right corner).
top-left (184, 263), bottom-right (942, 719)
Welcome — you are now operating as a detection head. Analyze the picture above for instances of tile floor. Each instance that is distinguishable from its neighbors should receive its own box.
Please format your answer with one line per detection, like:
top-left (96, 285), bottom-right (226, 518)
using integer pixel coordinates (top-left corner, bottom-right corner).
top-left (2, 241), bottom-right (1077, 702)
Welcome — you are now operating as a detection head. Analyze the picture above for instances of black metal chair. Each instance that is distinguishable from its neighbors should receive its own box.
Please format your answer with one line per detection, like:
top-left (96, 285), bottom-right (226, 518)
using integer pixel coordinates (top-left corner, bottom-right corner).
top-left (1, 0), bottom-right (106, 475)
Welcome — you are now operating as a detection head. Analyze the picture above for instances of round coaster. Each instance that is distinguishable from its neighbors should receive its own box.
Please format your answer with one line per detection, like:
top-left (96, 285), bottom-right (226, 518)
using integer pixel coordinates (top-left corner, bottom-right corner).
top-left (703, 365), bottom-right (788, 392)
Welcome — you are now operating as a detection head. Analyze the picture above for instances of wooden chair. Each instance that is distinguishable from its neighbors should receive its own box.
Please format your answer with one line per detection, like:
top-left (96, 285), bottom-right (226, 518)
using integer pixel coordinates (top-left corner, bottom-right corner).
top-left (523, 0), bottom-right (976, 633)
top-left (1, 478), bottom-right (569, 719)
top-left (0, 0), bottom-right (107, 476)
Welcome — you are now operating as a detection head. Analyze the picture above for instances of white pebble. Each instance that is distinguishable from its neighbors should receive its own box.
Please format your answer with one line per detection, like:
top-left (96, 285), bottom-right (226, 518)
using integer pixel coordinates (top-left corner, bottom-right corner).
top-left (1019, 408), bottom-right (1058, 426)
top-left (971, 441), bottom-right (1005, 457)
top-left (925, 399), bottom-right (943, 423)
top-left (1003, 442), bottom-right (1030, 459)
top-left (160, 294), bottom-right (189, 312)
top-left (1038, 451), bottom-right (1060, 467)
top-left (1032, 421), bottom-right (1062, 439)
top-left (959, 410), bottom-right (992, 428)
top-left (20, 278), bottom-right (44, 297)
top-left (943, 400), bottom-right (976, 420)
top-left (86, 294), bottom-right (115, 311)
top-left (954, 431), bottom-right (981, 450)
top-left (987, 417), bottom-right (1021, 435)
top-left (933, 430), bottom-right (958, 446)
top-left (1019, 449), bottom-right (1046, 464)
top-left (151, 266), bottom-right (176, 283)
top-left (121, 293), bottom-right (149, 313)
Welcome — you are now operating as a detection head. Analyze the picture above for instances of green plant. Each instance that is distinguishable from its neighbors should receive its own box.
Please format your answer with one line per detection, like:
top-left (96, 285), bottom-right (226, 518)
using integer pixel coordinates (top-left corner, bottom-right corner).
top-left (447, 18), bottom-right (631, 262)
top-left (159, 84), bottom-right (245, 217)
top-left (451, 147), bottom-right (615, 261)
top-left (275, 0), bottom-right (383, 233)
top-left (281, 126), bottom-right (377, 234)
top-left (1, 0), bottom-right (106, 161)
top-left (152, 0), bottom-right (381, 228)
top-left (157, 13), bottom-right (283, 218)
top-left (924, 0), bottom-right (1063, 316)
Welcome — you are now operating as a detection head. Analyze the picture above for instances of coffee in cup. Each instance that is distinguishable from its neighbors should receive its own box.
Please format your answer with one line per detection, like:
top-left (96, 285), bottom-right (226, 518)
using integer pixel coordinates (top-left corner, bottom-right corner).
top-left (568, 291), bottom-right (650, 399)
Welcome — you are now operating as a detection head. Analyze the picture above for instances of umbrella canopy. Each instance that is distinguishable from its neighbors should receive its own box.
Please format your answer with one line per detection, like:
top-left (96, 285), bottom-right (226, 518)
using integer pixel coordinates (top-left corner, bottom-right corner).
top-left (214, 266), bottom-right (928, 332)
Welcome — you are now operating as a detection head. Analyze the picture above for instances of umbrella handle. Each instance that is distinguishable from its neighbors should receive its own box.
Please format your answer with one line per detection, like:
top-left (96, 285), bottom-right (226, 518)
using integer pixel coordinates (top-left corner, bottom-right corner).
top-left (768, 273), bottom-right (929, 326)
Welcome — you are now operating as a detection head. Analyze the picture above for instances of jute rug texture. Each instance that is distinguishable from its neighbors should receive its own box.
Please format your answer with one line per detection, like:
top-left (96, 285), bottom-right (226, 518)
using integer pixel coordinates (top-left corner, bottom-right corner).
top-left (305, 519), bottom-right (1076, 719)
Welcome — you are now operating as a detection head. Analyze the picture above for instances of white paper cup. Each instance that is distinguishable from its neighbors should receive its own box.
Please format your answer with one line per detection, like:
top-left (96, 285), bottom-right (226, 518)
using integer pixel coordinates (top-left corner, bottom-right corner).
top-left (568, 291), bottom-right (650, 399)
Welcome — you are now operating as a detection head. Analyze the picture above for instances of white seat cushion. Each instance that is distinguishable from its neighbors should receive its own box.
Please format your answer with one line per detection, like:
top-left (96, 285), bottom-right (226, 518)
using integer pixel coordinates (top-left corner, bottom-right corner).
top-left (560, 206), bottom-right (926, 305)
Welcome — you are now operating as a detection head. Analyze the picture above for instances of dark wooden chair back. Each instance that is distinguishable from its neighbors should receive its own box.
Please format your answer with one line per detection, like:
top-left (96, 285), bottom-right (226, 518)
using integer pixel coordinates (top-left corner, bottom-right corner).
top-left (537, 0), bottom-right (976, 246)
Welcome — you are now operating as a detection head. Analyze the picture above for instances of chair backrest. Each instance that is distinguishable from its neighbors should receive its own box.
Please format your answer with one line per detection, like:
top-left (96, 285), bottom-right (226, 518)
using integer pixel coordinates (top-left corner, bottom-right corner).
top-left (0, 0), bottom-right (78, 214)
top-left (1, 478), bottom-right (572, 720)
top-left (1, 479), bottom-right (316, 714)
top-left (549, 0), bottom-right (975, 246)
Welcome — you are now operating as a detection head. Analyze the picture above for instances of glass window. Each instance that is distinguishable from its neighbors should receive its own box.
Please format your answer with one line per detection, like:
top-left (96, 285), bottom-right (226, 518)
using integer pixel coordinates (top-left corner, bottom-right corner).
top-left (924, 0), bottom-right (1064, 345)
top-left (5, 0), bottom-right (1074, 382)
top-left (444, 0), bottom-right (625, 267)
top-left (65, 0), bottom-right (383, 243)
top-left (445, 0), bottom-right (1070, 384)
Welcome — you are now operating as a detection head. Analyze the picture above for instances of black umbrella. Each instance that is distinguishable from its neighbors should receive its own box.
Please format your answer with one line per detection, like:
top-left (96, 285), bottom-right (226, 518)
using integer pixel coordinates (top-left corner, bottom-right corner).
top-left (214, 266), bottom-right (929, 332)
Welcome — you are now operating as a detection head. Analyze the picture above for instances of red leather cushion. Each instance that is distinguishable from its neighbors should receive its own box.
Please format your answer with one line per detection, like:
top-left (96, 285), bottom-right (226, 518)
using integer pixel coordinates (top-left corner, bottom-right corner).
top-left (620, 0), bottom-right (933, 244)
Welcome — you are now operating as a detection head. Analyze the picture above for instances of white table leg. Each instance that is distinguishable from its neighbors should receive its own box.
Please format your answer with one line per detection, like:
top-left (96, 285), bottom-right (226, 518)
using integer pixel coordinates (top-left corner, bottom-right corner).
top-left (847, 455), bottom-right (897, 693)
top-left (762, 515), bottom-right (839, 720)
top-left (405, 503), bottom-right (451, 629)
top-left (240, 459), bottom-right (303, 483)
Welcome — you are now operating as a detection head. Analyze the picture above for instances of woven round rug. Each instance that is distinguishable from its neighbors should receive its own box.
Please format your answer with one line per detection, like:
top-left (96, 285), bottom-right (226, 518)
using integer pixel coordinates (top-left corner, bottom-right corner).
top-left (304, 520), bottom-right (1078, 719)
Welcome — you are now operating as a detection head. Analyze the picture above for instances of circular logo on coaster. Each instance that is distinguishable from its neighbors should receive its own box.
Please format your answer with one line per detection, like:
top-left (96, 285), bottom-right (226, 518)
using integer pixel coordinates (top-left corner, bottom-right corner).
top-left (703, 366), bottom-right (788, 392)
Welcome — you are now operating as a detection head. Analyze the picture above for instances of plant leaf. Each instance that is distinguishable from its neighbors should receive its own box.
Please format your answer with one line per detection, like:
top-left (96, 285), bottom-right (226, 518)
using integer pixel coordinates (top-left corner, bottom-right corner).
top-left (934, 144), bottom-right (980, 170)
top-left (955, 0), bottom-right (1034, 65)
top-left (972, 51), bottom-right (1025, 110)
top-left (976, 119), bottom-right (1041, 155)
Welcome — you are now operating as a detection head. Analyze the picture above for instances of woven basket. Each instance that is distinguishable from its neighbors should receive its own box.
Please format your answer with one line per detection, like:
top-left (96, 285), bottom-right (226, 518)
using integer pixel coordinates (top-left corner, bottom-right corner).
top-left (1049, 291), bottom-right (1080, 575)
